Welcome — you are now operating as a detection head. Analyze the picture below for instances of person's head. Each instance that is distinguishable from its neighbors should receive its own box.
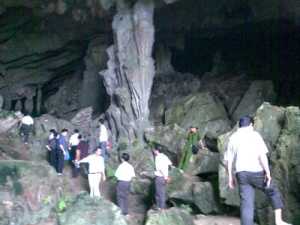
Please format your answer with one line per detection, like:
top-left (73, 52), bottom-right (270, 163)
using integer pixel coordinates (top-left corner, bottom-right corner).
top-left (53, 131), bottom-right (58, 138)
top-left (94, 147), bottom-right (102, 156)
top-left (49, 129), bottom-right (55, 134)
top-left (189, 125), bottom-right (198, 132)
top-left (239, 116), bottom-right (254, 128)
top-left (61, 128), bottom-right (68, 136)
top-left (78, 134), bottom-right (82, 140)
top-left (74, 129), bottom-right (79, 133)
top-left (153, 144), bottom-right (163, 155)
top-left (121, 153), bottom-right (130, 162)
top-left (98, 118), bottom-right (104, 125)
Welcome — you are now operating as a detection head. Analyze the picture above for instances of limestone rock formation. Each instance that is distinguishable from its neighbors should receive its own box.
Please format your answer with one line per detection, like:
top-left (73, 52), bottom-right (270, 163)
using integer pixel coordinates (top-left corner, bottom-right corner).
top-left (0, 110), bottom-right (21, 133)
top-left (145, 207), bottom-right (195, 225)
top-left (218, 102), bottom-right (299, 224)
top-left (59, 191), bottom-right (127, 225)
top-left (0, 161), bottom-right (61, 224)
top-left (100, 0), bottom-right (155, 142)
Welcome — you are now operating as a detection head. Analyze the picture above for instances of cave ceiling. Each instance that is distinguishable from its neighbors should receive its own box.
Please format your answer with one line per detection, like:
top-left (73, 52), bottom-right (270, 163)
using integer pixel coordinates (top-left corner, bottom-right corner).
top-left (0, 0), bottom-right (299, 112)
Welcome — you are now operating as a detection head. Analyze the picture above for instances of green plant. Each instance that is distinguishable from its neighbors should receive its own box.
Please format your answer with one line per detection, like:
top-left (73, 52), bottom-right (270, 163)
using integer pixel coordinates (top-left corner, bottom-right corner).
top-left (150, 159), bottom-right (155, 166)
top-left (134, 185), bottom-right (143, 195)
top-left (132, 139), bottom-right (138, 146)
top-left (44, 196), bottom-right (51, 205)
top-left (146, 142), bottom-right (154, 147)
top-left (106, 167), bottom-right (117, 183)
top-left (54, 196), bottom-right (74, 216)
top-left (180, 204), bottom-right (193, 213)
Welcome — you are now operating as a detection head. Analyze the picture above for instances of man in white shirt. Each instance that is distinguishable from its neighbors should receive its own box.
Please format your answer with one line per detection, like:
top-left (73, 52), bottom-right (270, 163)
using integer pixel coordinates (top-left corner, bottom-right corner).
top-left (115, 153), bottom-right (136, 217)
top-left (225, 116), bottom-right (291, 225)
top-left (152, 144), bottom-right (172, 212)
top-left (68, 129), bottom-right (80, 162)
top-left (19, 114), bottom-right (34, 144)
top-left (98, 119), bottom-right (108, 161)
top-left (79, 147), bottom-right (106, 197)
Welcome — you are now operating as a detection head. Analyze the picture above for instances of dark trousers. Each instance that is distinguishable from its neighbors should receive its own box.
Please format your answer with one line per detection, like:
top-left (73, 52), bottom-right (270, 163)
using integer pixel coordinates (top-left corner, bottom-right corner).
top-left (117, 180), bottom-right (131, 215)
top-left (154, 176), bottom-right (166, 209)
top-left (73, 163), bottom-right (89, 178)
top-left (50, 149), bottom-right (57, 170)
top-left (20, 124), bottom-right (30, 143)
top-left (99, 141), bottom-right (107, 161)
top-left (57, 149), bottom-right (64, 173)
top-left (70, 145), bottom-right (77, 161)
top-left (236, 171), bottom-right (283, 225)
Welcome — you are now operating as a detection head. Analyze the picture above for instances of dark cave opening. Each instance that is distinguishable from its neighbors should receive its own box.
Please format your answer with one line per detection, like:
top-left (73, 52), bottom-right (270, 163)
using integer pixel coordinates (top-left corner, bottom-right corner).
top-left (170, 20), bottom-right (300, 107)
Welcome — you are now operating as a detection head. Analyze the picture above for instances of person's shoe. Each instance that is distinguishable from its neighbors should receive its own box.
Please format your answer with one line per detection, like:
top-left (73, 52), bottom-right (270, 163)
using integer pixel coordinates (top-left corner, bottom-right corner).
top-left (25, 142), bottom-right (28, 145)
top-left (57, 173), bottom-right (62, 176)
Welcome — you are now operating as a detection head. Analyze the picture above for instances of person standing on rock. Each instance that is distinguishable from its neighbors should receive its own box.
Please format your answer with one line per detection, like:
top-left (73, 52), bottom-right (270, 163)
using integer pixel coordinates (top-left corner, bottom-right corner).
top-left (58, 129), bottom-right (68, 175)
top-left (178, 125), bottom-right (207, 172)
top-left (73, 134), bottom-right (89, 178)
top-left (98, 119), bottom-right (108, 161)
top-left (79, 147), bottom-right (106, 197)
top-left (69, 129), bottom-right (80, 163)
top-left (19, 114), bottom-right (34, 144)
top-left (152, 145), bottom-right (173, 212)
top-left (46, 131), bottom-right (60, 172)
top-left (224, 116), bottom-right (291, 225)
top-left (115, 153), bottom-right (136, 217)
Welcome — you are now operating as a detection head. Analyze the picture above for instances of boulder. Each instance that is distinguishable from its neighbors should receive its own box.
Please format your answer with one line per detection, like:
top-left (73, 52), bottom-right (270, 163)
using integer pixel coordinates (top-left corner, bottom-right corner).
top-left (0, 161), bottom-right (61, 224)
top-left (145, 207), bottom-right (195, 225)
top-left (231, 80), bottom-right (277, 124)
top-left (144, 124), bottom-right (187, 165)
top-left (218, 103), bottom-right (299, 224)
top-left (164, 92), bottom-right (231, 139)
top-left (59, 191), bottom-right (127, 225)
top-left (165, 168), bottom-right (219, 214)
top-left (0, 110), bottom-right (21, 133)
top-left (186, 150), bottom-right (220, 175)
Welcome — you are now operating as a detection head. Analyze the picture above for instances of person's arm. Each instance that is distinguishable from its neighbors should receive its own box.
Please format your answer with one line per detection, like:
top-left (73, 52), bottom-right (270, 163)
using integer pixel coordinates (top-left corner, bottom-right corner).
top-left (226, 160), bottom-right (235, 189)
top-left (258, 153), bottom-right (271, 186)
top-left (59, 144), bottom-right (66, 155)
top-left (102, 162), bottom-right (106, 181)
top-left (75, 149), bottom-right (81, 162)
top-left (199, 139), bottom-right (208, 150)
top-left (19, 121), bottom-right (23, 128)
top-left (102, 170), bottom-right (106, 181)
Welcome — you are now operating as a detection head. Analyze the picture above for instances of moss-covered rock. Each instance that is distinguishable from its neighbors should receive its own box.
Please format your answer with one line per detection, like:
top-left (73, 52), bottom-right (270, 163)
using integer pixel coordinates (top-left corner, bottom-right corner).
top-left (145, 207), bottom-right (195, 225)
top-left (0, 160), bottom-right (61, 224)
top-left (59, 191), bottom-right (127, 225)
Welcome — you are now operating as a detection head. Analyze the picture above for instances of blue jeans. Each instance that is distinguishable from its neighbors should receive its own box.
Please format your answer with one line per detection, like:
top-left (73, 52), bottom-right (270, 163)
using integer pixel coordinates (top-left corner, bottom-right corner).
top-left (99, 141), bottom-right (107, 161)
top-left (236, 171), bottom-right (283, 225)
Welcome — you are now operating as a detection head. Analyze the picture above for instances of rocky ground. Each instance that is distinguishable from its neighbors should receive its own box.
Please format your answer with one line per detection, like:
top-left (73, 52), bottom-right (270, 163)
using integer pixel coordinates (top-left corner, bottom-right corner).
top-left (50, 162), bottom-right (241, 225)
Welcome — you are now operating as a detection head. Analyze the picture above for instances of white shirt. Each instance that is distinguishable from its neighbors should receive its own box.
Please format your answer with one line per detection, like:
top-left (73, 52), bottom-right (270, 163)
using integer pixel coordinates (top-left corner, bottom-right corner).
top-left (22, 115), bottom-right (34, 125)
top-left (224, 127), bottom-right (268, 173)
top-left (115, 161), bottom-right (136, 181)
top-left (99, 125), bottom-right (108, 142)
top-left (81, 154), bottom-right (105, 173)
top-left (69, 133), bottom-right (79, 146)
top-left (154, 153), bottom-right (172, 177)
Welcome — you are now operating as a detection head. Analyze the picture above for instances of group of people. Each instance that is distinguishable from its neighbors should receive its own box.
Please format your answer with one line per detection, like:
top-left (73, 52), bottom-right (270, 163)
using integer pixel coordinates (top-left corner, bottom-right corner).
top-left (28, 113), bottom-right (291, 224)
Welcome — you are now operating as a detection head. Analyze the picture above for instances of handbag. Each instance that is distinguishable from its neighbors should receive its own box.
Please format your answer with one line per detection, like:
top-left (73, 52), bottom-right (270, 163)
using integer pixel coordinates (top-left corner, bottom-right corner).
top-left (191, 145), bottom-right (199, 154)
top-left (64, 149), bottom-right (70, 160)
top-left (106, 141), bottom-right (111, 149)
